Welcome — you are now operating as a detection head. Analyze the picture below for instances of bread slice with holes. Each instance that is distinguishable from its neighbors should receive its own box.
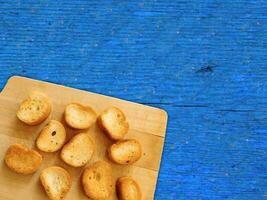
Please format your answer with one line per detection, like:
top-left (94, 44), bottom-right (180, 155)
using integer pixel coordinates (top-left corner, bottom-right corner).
top-left (82, 160), bottom-right (114, 200)
top-left (116, 176), bottom-right (142, 200)
top-left (64, 103), bottom-right (97, 129)
top-left (36, 120), bottom-right (66, 153)
top-left (107, 139), bottom-right (142, 165)
top-left (60, 133), bottom-right (94, 167)
top-left (98, 107), bottom-right (129, 140)
top-left (40, 166), bottom-right (71, 200)
top-left (16, 91), bottom-right (51, 125)
top-left (4, 144), bottom-right (42, 174)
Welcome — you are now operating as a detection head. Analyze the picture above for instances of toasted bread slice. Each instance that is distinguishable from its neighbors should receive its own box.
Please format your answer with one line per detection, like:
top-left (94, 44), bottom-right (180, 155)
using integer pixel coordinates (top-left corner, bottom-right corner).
top-left (98, 107), bottom-right (129, 140)
top-left (60, 133), bottom-right (94, 167)
top-left (40, 166), bottom-right (71, 200)
top-left (82, 160), bottom-right (114, 200)
top-left (4, 144), bottom-right (42, 174)
top-left (108, 139), bottom-right (142, 165)
top-left (116, 176), bottom-right (142, 200)
top-left (64, 103), bottom-right (97, 129)
top-left (16, 91), bottom-right (51, 125)
top-left (36, 120), bottom-right (66, 153)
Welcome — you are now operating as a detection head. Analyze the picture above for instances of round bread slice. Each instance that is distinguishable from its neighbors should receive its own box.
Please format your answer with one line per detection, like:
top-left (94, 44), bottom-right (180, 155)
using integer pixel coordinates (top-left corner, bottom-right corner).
top-left (4, 144), bottom-right (42, 174)
top-left (16, 91), bottom-right (51, 125)
top-left (107, 139), bottom-right (142, 165)
top-left (40, 166), bottom-right (71, 200)
top-left (60, 133), bottom-right (94, 167)
top-left (82, 160), bottom-right (114, 200)
top-left (64, 103), bottom-right (97, 129)
top-left (36, 120), bottom-right (66, 152)
top-left (98, 107), bottom-right (129, 140)
top-left (116, 176), bottom-right (142, 200)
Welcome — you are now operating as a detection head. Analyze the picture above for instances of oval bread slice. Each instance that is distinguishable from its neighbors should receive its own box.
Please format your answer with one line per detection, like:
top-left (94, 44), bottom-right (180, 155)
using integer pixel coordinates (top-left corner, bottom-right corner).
top-left (108, 139), bottom-right (142, 165)
top-left (82, 160), bottom-right (114, 200)
top-left (36, 120), bottom-right (66, 152)
top-left (16, 91), bottom-right (51, 125)
top-left (4, 144), bottom-right (42, 174)
top-left (64, 103), bottom-right (97, 129)
top-left (116, 176), bottom-right (142, 200)
top-left (40, 166), bottom-right (71, 200)
top-left (60, 133), bottom-right (94, 167)
top-left (98, 107), bottom-right (129, 140)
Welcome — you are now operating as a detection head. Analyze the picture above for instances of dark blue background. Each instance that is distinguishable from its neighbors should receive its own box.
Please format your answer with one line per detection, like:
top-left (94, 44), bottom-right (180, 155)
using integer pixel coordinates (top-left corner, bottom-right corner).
top-left (0, 1), bottom-right (266, 199)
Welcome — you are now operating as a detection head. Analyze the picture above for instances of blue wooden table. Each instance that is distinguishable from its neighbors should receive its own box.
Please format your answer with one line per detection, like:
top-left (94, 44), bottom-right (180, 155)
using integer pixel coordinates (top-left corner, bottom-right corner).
top-left (0, 1), bottom-right (266, 199)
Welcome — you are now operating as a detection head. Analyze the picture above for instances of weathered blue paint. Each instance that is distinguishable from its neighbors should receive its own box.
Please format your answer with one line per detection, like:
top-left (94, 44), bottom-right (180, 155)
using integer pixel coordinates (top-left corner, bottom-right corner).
top-left (0, 1), bottom-right (266, 199)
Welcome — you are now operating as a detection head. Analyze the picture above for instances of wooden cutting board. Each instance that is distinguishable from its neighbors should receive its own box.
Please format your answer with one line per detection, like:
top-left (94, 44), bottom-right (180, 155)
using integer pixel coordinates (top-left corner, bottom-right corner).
top-left (0, 76), bottom-right (167, 200)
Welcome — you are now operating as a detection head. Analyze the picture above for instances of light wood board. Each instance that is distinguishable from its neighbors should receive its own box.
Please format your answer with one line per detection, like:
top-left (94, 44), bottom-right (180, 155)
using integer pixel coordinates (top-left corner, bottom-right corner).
top-left (0, 76), bottom-right (168, 200)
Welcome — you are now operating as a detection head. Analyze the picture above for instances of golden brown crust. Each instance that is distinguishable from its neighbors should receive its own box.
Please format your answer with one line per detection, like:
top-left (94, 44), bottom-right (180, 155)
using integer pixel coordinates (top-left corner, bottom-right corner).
top-left (82, 160), bottom-right (114, 200)
top-left (107, 139), bottom-right (142, 165)
top-left (40, 166), bottom-right (71, 200)
top-left (36, 120), bottom-right (66, 153)
top-left (98, 107), bottom-right (129, 140)
top-left (60, 133), bottom-right (94, 167)
top-left (64, 103), bottom-right (97, 129)
top-left (4, 144), bottom-right (42, 174)
top-left (116, 176), bottom-right (142, 200)
top-left (16, 91), bottom-right (51, 125)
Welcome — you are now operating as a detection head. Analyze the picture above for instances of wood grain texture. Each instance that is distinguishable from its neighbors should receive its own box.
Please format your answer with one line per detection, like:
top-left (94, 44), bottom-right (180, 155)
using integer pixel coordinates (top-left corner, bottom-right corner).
top-left (0, 76), bottom-right (167, 200)
top-left (0, 1), bottom-right (266, 199)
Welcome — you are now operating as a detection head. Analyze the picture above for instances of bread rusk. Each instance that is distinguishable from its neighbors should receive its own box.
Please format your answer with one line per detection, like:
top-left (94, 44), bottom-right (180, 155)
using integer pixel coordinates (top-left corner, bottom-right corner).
top-left (4, 144), bottom-right (42, 174)
top-left (98, 107), bottom-right (129, 140)
top-left (107, 139), bottom-right (142, 165)
top-left (64, 103), bottom-right (97, 129)
top-left (40, 166), bottom-right (71, 200)
top-left (82, 160), bottom-right (114, 200)
top-left (36, 120), bottom-right (66, 153)
top-left (60, 133), bottom-right (94, 167)
top-left (116, 176), bottom-right (142, 200)
top-left (16, 91), bottom-right (51, 125)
